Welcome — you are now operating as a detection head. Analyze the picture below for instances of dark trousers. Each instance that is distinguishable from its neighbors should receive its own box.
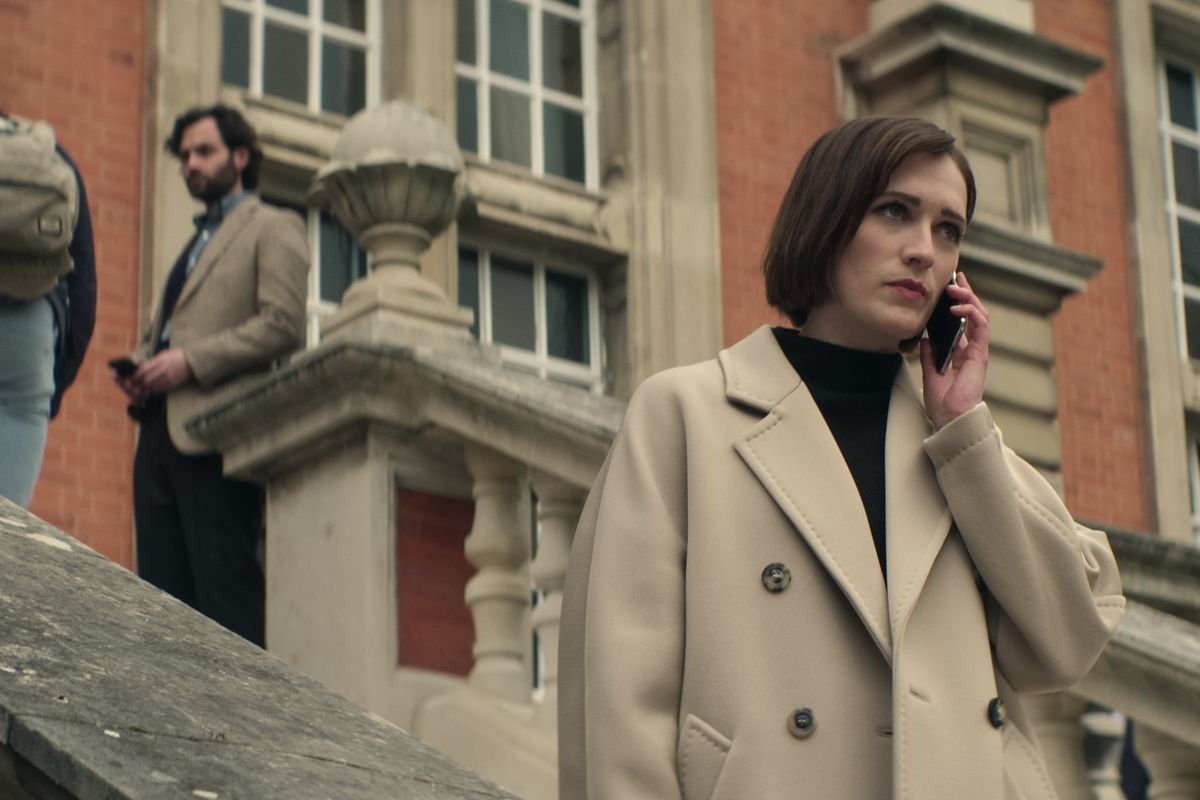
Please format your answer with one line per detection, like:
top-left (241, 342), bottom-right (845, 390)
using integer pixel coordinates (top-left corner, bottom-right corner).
top-left (133, 397), bottom-right (265, 646)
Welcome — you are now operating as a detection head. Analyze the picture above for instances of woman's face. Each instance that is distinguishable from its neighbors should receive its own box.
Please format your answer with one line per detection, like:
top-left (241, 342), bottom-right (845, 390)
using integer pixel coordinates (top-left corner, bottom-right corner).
top-left (803, 152), bottom-right (968, 352)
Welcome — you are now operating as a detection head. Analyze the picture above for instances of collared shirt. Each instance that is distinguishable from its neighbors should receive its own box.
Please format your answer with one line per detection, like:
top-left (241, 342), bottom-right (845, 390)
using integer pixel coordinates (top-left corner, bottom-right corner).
top-left (159, 191), bottom-right (252, 346)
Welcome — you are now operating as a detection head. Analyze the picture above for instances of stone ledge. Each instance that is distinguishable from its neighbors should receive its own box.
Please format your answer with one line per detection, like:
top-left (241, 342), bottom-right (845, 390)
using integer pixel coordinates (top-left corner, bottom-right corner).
top-left (1103, 528), bottom-right (1200, 626)
top-left (0, 498), bottom-right (517, 800)
top-left (1073, 601), bottom-right (1200, 748)
top-left (188, 340), bottom-right (627, 488)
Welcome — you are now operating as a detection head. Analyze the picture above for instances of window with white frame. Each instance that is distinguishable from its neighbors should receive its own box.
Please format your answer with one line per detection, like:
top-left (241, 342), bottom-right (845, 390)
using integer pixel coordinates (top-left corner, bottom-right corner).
top-left (458, 245), bottom-right (601, 388)
top-left (266, 197), bottom-right (367, 344)
top-left (455, 0), bottom-right (596, 187)
top-left (1161, 58), bottom-right (1200, 360)
top-left (220, 0), bottom-right (379, 117)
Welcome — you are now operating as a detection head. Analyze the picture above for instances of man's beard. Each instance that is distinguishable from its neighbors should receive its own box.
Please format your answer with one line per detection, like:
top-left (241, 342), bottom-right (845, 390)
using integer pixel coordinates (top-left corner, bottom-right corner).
top-left (187, 156), bottom-right (239, 203)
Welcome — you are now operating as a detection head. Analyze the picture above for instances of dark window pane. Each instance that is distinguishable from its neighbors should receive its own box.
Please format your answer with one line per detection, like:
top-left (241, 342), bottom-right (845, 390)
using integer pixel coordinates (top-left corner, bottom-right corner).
top-left (1185, 297), bottom-right (1200, 360)
top-left (457, 0), bottom-right (476, 65)
top-left (544, 103), bottom-right (584, 182)
top-left (546, 269), bottom-right (589, 364)
top-left (542, 12), bottom-right (581, 96)
top-left (555, 0), bottom-right (580, 6)
top-left (1181, 217), bottom-right (1200, 286)
top-left (267, 0), bottom-right (308, 13)
top-left (490, 86), bottom-right (531, 167)
top-left (490, 0), bottom-right (529, 81)
top-left (1175, 142), bottom-right (1200, 209)
top-left (1167, 64), bottom-right (1197, 131)
top-left (458, 247), bottom-right (480, 339)
top-left (323, 0), bottom-right (365, 30)
top-left (457, 77), bottom-right (478, 153)
top-left (319, 211), bottom-right (366, 303)
top-left (263, 23), bottom-right (309, 105)
top-left (490, 255), bottom-right (535, 350)
top-left (221, 8), bottom-right (251, 88)
top-left (322, 40), bottom-right (366, 115)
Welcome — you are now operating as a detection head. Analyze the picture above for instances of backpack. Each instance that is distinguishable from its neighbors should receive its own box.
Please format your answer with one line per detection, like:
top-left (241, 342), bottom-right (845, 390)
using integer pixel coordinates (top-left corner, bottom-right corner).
top-left (0, 115), bottom-right (79, 300)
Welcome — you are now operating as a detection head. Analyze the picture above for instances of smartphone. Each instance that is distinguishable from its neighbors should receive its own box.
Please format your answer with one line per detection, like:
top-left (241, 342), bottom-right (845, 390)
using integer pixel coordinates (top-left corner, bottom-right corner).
top-left (108, 356), bottom-right (138, 377)
top-left (926, 274), bottom-right (965, 374)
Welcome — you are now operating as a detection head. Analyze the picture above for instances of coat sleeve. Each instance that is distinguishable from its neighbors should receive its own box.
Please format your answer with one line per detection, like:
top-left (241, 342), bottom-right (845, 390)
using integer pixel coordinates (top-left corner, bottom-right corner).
top-left (923, 403), bottom-right (1125, 693)
top-left (182, 208), bottom-right (310, 388)
top-left (559, 372), bottom-right (688, 799)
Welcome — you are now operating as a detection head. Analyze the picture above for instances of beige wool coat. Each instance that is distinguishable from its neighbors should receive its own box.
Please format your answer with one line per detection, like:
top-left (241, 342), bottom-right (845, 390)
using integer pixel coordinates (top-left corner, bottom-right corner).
top-left (558, 325), bottom-right (1124, 800)
top-left (135, 197), bottom-right (309, 454)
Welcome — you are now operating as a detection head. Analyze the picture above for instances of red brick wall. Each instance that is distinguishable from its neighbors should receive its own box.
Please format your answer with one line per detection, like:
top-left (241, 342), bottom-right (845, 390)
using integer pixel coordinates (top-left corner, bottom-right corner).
top-left (1035, 1), bottom-right (1149, 531)
top-left (712, 0), bottom-right (870, 345)
top-left (0, 0), bottom-right (147, 564)
top-left (395, 488), bottom-right (476, 676)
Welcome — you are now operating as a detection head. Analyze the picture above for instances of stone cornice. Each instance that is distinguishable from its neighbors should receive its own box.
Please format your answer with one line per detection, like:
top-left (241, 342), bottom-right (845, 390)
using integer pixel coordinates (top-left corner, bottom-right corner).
top-left (1102, 528), bottom-right (1200, 626)
top-left (960, 220), bottom-right (1104, 314)
top-left (187, 342), bottom-right (626, 488)
top-left (838, 2), bottom-right (1103, 113)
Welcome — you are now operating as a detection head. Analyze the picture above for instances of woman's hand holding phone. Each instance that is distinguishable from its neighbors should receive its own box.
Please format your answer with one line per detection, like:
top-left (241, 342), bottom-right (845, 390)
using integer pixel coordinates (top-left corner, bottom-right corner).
top-left (919, 272), bottom-right (990, 430)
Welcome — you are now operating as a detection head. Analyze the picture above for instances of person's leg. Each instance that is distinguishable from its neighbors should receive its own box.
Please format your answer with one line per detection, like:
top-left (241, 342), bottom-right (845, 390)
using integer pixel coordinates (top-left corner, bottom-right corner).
top-left (178, 453), bottom-right (265, 646)
top-left (133, 399), bottom-right (197, 608)
top-left (0, 298), bottom-right (55, 507)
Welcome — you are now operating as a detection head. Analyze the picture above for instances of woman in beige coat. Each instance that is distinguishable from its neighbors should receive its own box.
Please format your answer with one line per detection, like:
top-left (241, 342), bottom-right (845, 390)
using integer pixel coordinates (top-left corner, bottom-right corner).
top-left (558, 117), bottom-right (1124, 800)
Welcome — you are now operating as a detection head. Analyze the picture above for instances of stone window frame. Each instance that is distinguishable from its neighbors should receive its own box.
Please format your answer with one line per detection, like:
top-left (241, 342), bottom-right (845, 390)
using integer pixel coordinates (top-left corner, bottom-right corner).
top-left (1113, 0), bottom-right (1200, 539)
top-left (454, 0), bottom-right (599, 190)
top-left (457, 238), bottom-right (605, 391)
top-left (220, 0), bottom-right (383, 118)
top-left (1159, 54), bottom-right (1200, 363)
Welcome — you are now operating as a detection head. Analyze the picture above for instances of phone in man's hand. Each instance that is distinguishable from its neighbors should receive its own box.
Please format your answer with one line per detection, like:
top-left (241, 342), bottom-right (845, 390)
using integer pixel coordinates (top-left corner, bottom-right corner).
top-left (926, 273), bottom-right (966, 374)
top-left (108, 356), bottom-right (138, 377)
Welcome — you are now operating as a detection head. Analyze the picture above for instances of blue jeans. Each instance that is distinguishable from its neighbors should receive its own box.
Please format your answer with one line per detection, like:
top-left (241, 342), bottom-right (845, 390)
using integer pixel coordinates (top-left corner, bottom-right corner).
top-left (0, 296), bottom-right (55, 507)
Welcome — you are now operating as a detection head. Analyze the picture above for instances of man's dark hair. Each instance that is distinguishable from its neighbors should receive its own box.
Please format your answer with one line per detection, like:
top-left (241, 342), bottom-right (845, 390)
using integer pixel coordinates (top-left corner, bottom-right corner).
top-left (762, 116), bottom-right (976, 327)
top-left (164, 104), bottom-right (263, 190)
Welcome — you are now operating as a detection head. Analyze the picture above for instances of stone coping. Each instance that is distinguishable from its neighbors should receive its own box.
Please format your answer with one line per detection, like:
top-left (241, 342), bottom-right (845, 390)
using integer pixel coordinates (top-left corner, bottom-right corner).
top-left (188, 339), bottom-right (628, 487)
top-left (1101, 527), bottom-right (1200, 625)
top-left (0, 498), bottom-right (517, 800)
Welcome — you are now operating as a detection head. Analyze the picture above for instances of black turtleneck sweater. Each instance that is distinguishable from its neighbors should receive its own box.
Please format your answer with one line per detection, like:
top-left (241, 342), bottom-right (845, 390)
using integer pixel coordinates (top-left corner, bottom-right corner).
top-left (772, 327), bottom-right (902, 581)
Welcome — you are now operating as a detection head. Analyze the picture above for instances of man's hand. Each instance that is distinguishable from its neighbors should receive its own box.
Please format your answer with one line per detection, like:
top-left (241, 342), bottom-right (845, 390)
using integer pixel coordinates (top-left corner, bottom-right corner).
top-left (131, 348), bottom-right (193, 395)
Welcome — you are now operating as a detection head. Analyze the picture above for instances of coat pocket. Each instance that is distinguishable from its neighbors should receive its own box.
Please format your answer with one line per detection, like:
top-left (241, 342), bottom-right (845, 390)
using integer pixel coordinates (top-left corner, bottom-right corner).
top-left (1001, 723), bottom-right (1058, 800)
top-left (678, 714), bottom-right (732, 800)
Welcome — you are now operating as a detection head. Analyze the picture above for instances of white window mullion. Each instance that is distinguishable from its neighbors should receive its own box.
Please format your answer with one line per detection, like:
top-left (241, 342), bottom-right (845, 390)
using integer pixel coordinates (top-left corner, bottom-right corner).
top-left (367, 0), bottom-right (382, 106)
top-left (249, 2), bottom-right (264, 97)
top-left (533, 262), bottom-right (548, 371)
top-left (480, 250), bottom-right (494, 343)
top-left (308, 0), bottom-right (322, 111)
top-left (479, 0), bottom-right (492, 161)
top-left (530, 2), bottom-right (544, 177)
top-left (583, 0), bottom-right (598, 190)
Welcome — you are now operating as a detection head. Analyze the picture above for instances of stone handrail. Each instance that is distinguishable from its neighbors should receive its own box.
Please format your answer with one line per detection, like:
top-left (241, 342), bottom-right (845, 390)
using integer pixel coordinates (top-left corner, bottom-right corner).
top-left (0, 497), bottom-right (516, 800)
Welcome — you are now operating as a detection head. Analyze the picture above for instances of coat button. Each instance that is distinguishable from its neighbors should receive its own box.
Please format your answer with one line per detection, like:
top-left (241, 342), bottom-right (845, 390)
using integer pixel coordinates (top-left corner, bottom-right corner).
top-left (787, 707), bottom-right (816, 739)
top-left (761, 563), bottom-right (791, 593)
top-left (987, 697), bottom-right (1008, 729)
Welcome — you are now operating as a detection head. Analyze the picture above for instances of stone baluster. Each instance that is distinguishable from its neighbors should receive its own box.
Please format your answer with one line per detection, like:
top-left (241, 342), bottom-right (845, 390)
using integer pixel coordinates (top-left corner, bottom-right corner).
top-left (1135, 722), bottom-right (1200, 799)
top-left (1080, 707), bottom-right (1127, 800)
top-left (463, 445), bottom-right (532, 703)
top-left (528, 472), bottom-right (585, 725)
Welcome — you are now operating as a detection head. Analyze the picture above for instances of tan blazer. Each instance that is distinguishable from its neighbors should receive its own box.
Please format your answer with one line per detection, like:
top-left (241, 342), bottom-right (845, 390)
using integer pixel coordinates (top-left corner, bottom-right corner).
top-left (136, 197), bottom-right (309, 454)
top-left (558, 325), bottom-right (1124, 800)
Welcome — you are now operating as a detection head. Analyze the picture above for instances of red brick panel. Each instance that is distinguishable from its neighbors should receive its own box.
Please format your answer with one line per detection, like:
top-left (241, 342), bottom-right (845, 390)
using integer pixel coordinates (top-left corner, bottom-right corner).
top-left (712, 0), bottom-right (871, 345)
top-left (1035, 0), bottom-right (1149, 532)
top-left (395, 488), bottom-right (476, 676)
top-left (1, 0), bottom-right (147, 564)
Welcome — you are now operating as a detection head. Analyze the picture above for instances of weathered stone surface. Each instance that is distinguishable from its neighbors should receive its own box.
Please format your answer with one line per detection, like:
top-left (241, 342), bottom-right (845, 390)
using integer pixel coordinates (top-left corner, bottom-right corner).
top-left (0, 498), bottom-right (517, 800)
top-left (1105, 528), bottom-right (1200, 625)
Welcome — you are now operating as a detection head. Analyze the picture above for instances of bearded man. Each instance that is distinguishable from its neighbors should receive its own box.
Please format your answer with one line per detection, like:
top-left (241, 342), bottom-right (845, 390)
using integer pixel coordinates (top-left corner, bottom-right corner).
top-left (113, 105), bottom-right (309, 646)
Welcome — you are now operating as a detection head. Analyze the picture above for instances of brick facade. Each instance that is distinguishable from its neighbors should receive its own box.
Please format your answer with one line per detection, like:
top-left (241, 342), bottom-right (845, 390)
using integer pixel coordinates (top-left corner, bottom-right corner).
top-left (1, 0), bottom-right (146, 566)
top-left (395, 489), bottom-right (476, 676)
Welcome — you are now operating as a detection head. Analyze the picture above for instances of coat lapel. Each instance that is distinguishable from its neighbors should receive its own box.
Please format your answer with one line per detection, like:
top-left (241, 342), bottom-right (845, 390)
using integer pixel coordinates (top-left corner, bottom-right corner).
top-left (174, 197), bottom-right (258, 313)
top-left (884, 362), bottom-right (953, 640)
top-left (726, 327), bottom-right (893, 662)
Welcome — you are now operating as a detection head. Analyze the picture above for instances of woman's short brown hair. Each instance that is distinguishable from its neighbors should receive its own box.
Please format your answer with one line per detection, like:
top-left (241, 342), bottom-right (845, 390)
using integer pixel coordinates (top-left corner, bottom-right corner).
top-left (763, 116), bottom-right (976, 326)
